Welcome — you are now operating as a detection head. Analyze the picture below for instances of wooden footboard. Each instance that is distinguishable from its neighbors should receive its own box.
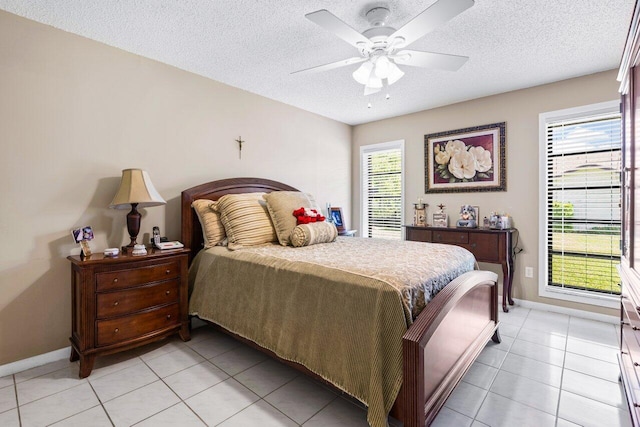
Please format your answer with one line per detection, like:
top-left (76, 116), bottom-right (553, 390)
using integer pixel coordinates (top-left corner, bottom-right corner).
top-left (393, 270), bottom-right (499, 426)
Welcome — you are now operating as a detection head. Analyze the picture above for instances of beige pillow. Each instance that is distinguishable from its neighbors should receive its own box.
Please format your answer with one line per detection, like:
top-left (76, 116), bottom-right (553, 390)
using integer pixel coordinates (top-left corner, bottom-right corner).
top-left (214, 192), bottom-right (277, 250)
top-left (263, 191), bottom-right (320, 246)
top-left (191, 200), bottom-right (225, 248)
top-left (290, 222), bottom-right (338, 247)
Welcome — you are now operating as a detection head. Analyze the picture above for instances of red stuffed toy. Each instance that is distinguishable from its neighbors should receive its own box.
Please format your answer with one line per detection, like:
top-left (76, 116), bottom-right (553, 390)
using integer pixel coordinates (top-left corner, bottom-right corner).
top-left (292, 207), bottom-right (325, 225)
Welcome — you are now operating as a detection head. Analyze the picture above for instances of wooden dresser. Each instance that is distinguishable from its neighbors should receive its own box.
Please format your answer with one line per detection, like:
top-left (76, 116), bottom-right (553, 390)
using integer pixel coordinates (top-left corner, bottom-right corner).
top-left (618, 2), bottom-right (640, 425)
top-left (405, 226), bottom-right (515, 312)
top-left (68, 248), bottom-right (190, 378)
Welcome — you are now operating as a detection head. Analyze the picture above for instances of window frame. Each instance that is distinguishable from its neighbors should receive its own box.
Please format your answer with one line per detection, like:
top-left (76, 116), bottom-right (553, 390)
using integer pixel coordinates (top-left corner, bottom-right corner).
top-left (538, 100), bottom-right (621, 308)
top-left (360, 140), bottom-right (405, 239)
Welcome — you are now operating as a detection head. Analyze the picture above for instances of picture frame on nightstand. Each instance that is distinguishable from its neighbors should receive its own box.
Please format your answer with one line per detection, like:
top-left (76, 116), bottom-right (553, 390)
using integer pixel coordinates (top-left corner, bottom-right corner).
top-left (432, 213), bottom-right (448, 228)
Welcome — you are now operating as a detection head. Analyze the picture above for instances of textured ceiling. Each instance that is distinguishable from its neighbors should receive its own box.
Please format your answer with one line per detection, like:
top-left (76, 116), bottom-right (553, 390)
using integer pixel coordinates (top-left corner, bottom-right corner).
top-left (0, 0), bottom-right (635, 125)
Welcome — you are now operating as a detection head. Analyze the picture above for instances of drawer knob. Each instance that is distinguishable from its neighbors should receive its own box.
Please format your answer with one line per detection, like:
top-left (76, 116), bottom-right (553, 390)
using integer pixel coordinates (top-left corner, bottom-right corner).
top-left (165, 290), bottom-right (171, 296)
top-left (114, 301), bottom-right (119, 306)
top-left (114, 328), bottom-right (119, 333)
top-left (634, 362), bottom-right (639, 367)
top-left (113, 278), bottom-right (118, 283)
top-left (166, 269), bottom-right (171, 274)
top-left (166, 314), bottom-right (171, 320)
top-left (460, 236), bottom-right (464, 240)
top-left (470, 243), bottom-right (477, 248)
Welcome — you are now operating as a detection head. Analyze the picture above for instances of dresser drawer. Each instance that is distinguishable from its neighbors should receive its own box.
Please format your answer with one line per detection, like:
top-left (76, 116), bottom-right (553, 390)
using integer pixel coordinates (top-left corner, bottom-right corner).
top-left (96, 279), bottom-right (180, 319)
top-left (470, 233), bottom-right (500, 262)
top-left (406, 228), bottom-right (432, 242)
top-left (96, 303), bottom-right (180, 347)
top-left (432, 230), bottom-right (468, 244)
top-left (96, 261), bottom-right (180, 291)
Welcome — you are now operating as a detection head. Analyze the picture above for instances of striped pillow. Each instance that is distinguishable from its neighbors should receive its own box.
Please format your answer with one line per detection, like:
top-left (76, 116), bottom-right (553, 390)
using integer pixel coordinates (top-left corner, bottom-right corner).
top-left (290, 221), bottom-right (338, 247)
top-left (214, 192), bottom-right (277, 250)
top-left (191, 199), bottom-right (225, 248)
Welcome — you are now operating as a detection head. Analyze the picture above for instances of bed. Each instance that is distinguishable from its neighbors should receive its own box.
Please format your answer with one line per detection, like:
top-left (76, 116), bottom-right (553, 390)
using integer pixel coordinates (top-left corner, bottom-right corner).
top-left (181, 177), bottom-right (500, 427)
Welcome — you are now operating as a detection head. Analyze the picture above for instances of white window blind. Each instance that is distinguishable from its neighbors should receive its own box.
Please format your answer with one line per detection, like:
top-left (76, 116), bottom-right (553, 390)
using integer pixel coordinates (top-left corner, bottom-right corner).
top-left (543, 108), bottom-right (621, 296)
top-left (361, 141), bottom-right (404, 239)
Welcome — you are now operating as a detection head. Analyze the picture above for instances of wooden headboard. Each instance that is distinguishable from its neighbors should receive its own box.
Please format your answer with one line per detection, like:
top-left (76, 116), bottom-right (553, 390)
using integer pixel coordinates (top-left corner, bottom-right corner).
top-left (181, 177), bottom-right (298, 259)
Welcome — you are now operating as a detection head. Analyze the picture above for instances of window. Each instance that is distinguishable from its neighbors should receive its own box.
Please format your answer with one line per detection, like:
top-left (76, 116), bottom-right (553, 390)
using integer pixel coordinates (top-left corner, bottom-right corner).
top-left (361, 141), bottom-right (404, 239)
top-left (539, 101), bottom-right (621, 307)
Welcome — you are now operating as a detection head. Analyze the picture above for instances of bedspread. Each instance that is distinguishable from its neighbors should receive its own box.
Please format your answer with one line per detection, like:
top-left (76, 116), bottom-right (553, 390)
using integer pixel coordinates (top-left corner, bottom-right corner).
top-left (188, 237), bottom-right (475, 427)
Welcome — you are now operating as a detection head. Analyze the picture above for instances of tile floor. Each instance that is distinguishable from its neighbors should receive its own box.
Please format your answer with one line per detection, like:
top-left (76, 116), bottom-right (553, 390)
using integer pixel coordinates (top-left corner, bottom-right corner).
top-left (0, 306), bottom-right (632, 427)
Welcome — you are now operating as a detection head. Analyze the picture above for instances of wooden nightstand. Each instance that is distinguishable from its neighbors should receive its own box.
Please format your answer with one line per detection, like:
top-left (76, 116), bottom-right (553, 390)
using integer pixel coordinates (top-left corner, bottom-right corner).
top-left (67, 248), bottom-right (191, 378)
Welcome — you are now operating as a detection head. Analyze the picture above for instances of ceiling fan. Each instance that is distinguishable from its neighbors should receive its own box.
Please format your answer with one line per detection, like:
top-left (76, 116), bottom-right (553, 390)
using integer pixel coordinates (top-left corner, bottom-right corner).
top-left (292, 0), bottom-right (474, 96)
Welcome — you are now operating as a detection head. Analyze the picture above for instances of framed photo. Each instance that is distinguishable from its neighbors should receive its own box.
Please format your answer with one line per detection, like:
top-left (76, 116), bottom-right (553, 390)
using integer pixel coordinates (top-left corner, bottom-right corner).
top-left (432, 213), bottom-right (448, 228)
top-left (330, 207), bottom-right (345, 233)
top-left (425, 122), bottom-right (506, 193)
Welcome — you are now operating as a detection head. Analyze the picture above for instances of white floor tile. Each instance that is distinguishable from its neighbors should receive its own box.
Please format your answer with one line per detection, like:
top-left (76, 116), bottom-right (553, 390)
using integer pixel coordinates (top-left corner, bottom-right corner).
top-left (145, 346), bottom-right (205, 378)
top-left (462, 362), bottom-right (498, 390)
top-left (500, 352), bottom-right (562, 387)
top-left (490, 370), bottom-right (559, 415)
top-left (136, 339), bottom-right (185, 362)
top-left (89, 363), bottom-right (159, 402)
top-left (186, 332), bottom-right (241, 359)
top-left (134, 402), bottom-right (206, 426)
top-left (521, 315), bottom-right (569, 336)
top-left (471, 421), bottom-right (490, 427)
top-left (556, 417), bottom-right (583, 427)
top-left (187, 326), bottom-right (221, 344)
top-left (185, 378), bottom-right (259, 426)
top-left (475, 346), bottom-right (508, 369)
top-left (103, 380), bottom-right (180, 427)
top-left (515, 327), bottom-right (567, 350)
top-left (19, 383), bottom-right (99, 427)
top-left (561, 369), bottom-right (625, 409)
top-left (558, 390), bottom-right (632, 427)
top-left (509, 338), bottom-right (565, 366)
top-left (88, 351), bottom-right (143, 380)
top-left (476, 392), bottom-right (556, 427)
top-left (568, 317), bottom-right (619, 347)
top-left (14, 358), bottom-right (74, 384)
top-left (484, 335), bottom-right (515, 352)
top-left (497, 322), bottom-right (521, 338)
top-left (235, 359), bottom-right (299, 397)
top-left (563, 351), bottom-right (621, 383)
top-left (0, 408), bottom-right (20, 427)
top-left (0, 383), bottom-right (17, 413)
top-left (210, 344), bottom-right (268, 376)
top-left (163, 360), bottom-right (229, 399)
top-left (431, 407), bottom-right (473, 427)
top-left (220, 399), bottom-right (298, 426)
top-left (0, 376), bottom-right (13, 389)
top-left (499, 313), bottom-right (526, 328)
top-left (49, 405), bottom-right (112, 427)
top-left (444, 381), bottom-right (487, 418)
top-left (264, 376), bottom-right (337, 424)
top-left (302, 396), bottom-right (369, 427)
top-left (566, 337), bottom-right (618, 364)
top-left (16, 364), bottom-right (86, 405)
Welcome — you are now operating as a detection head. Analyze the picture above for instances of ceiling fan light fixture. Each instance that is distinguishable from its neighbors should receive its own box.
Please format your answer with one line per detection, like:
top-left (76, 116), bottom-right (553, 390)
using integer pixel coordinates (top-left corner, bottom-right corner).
top-left (387, 62), bottom-right (405, 85)
top-left (352, 61), bottom-right (374, 85)
top-left (367, 76), bottom-right (383, 89)
top-left (374, 55), bottom-right (391, 79)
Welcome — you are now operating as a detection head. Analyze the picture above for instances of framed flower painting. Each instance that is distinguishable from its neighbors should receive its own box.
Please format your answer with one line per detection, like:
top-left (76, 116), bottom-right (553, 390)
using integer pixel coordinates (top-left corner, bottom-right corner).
top-left (425, 122), bottom-right (506, 193)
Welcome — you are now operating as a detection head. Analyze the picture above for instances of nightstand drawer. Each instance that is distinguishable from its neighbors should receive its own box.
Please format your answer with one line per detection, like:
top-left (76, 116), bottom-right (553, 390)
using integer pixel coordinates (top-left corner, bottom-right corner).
top-left (469, 234), bottom-right (500, 262)
top-left (432, 230), bottom-right (468, 244)
top-left (96, 303), bottom-right (180, 347)
top-left (96, 279), bottom-right (180, 319)
top-left (96, 261), bottom-right (180, 291)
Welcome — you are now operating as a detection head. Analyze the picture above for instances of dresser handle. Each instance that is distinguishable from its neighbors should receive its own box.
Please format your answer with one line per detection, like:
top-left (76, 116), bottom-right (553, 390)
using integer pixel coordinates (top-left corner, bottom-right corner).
top-left (470, 243), bottom-right (477, 248)
top-left (113, 278), bottom-right (118, 283)
top-left (634, 362), bottom-right (639, 367)
top-left (113, 301), bottom-right (119, 306)
top-left (166, 314), bottom-right (171, 320)
top-left (435, 234), bottom-right (441, 239)
top-left (114, 328), bottom-right (119, 333)
top-left (165, 290), bottom-right (171, 295)
top-left (166, 269), bottom-right (171, 274)
top-left (460, 236), bottom-right (465, 240)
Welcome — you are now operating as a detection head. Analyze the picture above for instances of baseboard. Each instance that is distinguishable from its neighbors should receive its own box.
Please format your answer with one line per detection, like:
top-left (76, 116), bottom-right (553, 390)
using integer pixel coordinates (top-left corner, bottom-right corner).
top-left (0, 346), bottom-right (70, 377)
top-left (511, 297), bottom-right (619, 324)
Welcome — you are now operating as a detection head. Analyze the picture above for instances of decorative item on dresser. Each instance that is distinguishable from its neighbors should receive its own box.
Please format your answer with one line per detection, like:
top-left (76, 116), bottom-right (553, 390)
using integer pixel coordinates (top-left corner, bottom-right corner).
top-left (618, 3), bottom-right (640, 425)
top-left (109, 169), bottom-right (166, 251)
top-left (68, 248), bottom-right (190, 378)
top-left (405, 225), bottom-right (516, 312)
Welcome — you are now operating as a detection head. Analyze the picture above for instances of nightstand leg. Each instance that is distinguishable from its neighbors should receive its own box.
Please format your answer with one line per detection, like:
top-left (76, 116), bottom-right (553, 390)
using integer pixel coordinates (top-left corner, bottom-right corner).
top-left (78, 354), bottom-right (95, 379)
top-left (179, 323), bottom-right (191, 342)
top-left (69, 347), bottom-right (79, 362)
top-left (491, 328), bottom-right (501, 344)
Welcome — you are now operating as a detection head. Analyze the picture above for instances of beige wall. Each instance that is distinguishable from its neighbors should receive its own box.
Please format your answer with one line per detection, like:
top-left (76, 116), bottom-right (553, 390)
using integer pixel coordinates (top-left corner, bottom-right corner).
top-left (0, 11), bottom-right (351, 365)
top-left (352, 70), bottom-right (620, 317)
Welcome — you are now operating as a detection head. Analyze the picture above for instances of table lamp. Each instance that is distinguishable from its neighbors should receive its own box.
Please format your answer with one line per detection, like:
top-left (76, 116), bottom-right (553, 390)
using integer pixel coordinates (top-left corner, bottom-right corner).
top-left (109, 169), bottom-right (166, 250)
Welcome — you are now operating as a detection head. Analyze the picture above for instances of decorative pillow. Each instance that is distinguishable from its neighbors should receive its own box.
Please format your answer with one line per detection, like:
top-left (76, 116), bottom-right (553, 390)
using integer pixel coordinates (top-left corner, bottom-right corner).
top-left (263, 191), bottom-right (320, 246)
top-left (191, 199), bottom-right (225, 248)
top-left (214, 192), bottom-right (277, 250)
top-left (290, 222), bottom-right (338, 247)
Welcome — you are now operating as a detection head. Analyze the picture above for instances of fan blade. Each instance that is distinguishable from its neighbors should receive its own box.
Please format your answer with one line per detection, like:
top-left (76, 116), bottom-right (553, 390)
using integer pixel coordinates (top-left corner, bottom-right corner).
top-left (388, 0), bottom-right (474, 48)
top-left (393, 50), bottom-right (468, 71)
top-left (306, 10), bottom-right (372, 50)
top-left (291, 57), bottom-right (366, 75)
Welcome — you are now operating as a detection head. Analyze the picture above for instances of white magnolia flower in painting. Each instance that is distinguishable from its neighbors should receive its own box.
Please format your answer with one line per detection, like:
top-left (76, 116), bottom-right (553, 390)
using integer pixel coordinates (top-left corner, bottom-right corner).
top-left (448, 150), bottom-right (476, 179)
top-left (435, 149), bottom-right (450, 165)
top-left (445, 139), bottom-right (466, 156)
top-left (469, 146), bottom-right (492, 172)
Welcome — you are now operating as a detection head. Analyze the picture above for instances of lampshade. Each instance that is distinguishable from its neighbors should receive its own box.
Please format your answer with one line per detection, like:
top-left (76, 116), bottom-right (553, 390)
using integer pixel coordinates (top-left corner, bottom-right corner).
top-left (109, 169), bottom-right (166, 209)
top-left (352, 61), bottom-right (374, 85)
top-left (374, 56), bottom-right (391, 79)
top-left (387, 62), bottom-right (405, 85)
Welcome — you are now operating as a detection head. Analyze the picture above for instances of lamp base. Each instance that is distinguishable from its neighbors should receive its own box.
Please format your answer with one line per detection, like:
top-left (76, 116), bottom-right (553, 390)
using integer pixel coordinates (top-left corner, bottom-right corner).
top-left (126, 203), bottom-right (141, 248)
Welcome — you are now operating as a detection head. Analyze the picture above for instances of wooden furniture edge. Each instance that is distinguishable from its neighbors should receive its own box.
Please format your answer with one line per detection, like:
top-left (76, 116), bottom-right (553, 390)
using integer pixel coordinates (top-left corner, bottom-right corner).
top-left (181, 178), bottom-right (500, 426)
